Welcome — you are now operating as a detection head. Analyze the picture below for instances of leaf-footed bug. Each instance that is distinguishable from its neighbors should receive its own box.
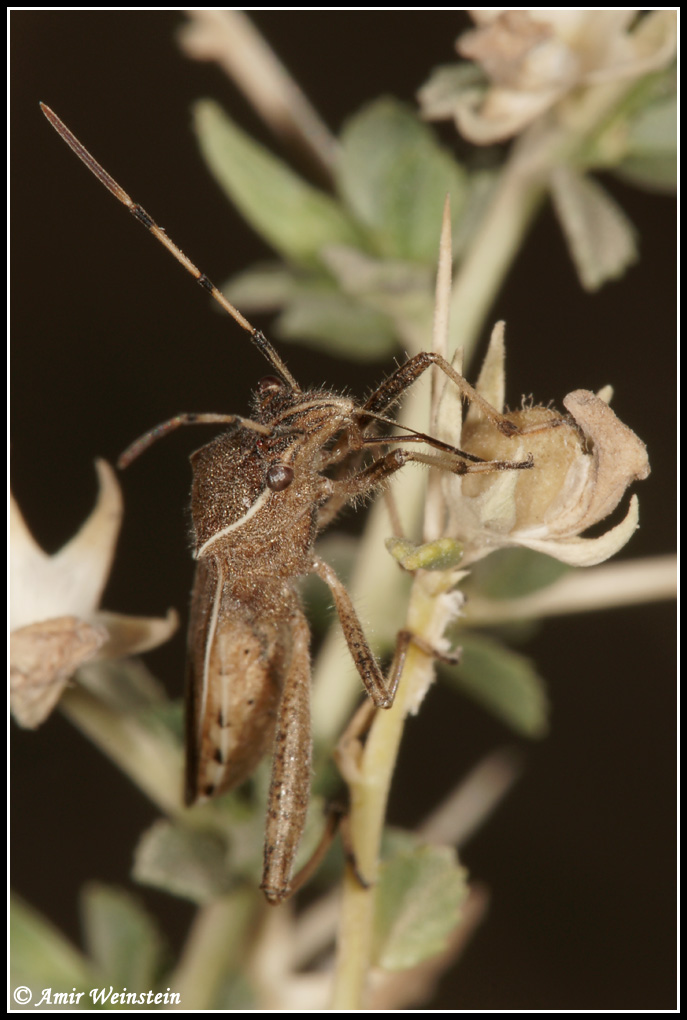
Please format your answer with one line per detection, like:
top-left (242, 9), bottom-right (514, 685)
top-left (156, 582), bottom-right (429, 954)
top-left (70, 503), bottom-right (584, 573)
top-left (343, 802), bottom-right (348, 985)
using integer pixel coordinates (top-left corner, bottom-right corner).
top-left (41, 104), bottom-right (535, 903)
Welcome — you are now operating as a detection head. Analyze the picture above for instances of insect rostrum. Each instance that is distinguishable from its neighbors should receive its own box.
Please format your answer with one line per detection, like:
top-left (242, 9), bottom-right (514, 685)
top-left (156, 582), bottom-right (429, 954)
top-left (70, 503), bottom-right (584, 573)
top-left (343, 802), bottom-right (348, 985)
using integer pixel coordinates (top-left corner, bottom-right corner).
top-left (41, 104), bottom-right (534, 904)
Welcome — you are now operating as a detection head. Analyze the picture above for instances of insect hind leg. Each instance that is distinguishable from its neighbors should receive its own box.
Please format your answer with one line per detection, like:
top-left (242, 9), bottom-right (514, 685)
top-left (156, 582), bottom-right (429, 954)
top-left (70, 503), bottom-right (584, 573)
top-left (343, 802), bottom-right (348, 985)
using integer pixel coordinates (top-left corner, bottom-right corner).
top-left (261, 608), bottom-right (312, 905)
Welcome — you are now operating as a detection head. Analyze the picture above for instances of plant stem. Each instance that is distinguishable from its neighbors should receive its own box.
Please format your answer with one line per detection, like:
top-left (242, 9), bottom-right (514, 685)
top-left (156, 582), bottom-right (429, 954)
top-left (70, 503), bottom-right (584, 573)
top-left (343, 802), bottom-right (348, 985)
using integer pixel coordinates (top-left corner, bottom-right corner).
top-left (448, 154), bottom-right (543, 359)
top-left (179, 11), bottom-right (339, 180)
top-left (312, 139), bottom-right (548, 747)
top-left (465, 554), bottom-right (677, 623)
top-left (168, 891), bottom-right (257, 1009)
top-left (327, 108), bottom-right (599, 1008)
top-left (331, 571), bottom-right (462, 1007)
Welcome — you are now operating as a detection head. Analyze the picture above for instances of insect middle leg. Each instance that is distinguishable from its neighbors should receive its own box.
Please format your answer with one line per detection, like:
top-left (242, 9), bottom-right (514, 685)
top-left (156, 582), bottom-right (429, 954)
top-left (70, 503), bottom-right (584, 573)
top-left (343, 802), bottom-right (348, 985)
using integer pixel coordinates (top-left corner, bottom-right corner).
top-left (332, 627), bottom-right (462, 890)
top-left (317, 440), bottom-right (533, 532)
top-left (311, 557), bottom-right (397, 709)
top-left (315, 551), bottom-right (464, 707)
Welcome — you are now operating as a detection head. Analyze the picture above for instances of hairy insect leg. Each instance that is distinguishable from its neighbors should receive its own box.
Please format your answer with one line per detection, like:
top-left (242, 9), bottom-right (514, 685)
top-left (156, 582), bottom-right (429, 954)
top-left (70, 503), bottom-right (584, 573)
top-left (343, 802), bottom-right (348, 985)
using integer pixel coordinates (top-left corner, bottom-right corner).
top-left (274, 802), bottom-right (347, 901)
top-left (334, 700), bottom-right (376, 793)
top-left (261, 607), bottom-right (313, 906)
top-left (380, 627), bottom-right (463, 711)
top-left (317, 443), bottom-right (532, 533)
top-left (334, 628), bottom-right (461, 782)
top-left (267, 800), bottom-right (370, 901)
top-left (311, 557), bottom-right (397, 709)
top-left (333, 629), bottom-right (460, 886)
top-left (311, 553), bottom-right (462, 710)
top-left (118, 412), bottom-right (271, 468)
top-left (362, 351), bottom-right (521, 437)
top-left (335, 446), bottom-right (533, 501)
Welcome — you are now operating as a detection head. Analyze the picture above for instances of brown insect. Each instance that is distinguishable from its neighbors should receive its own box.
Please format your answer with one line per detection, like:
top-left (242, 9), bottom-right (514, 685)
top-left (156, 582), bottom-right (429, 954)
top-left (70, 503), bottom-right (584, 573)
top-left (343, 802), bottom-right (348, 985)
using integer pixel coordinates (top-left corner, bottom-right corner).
top-left (41, 104), bottom-right (533, 903)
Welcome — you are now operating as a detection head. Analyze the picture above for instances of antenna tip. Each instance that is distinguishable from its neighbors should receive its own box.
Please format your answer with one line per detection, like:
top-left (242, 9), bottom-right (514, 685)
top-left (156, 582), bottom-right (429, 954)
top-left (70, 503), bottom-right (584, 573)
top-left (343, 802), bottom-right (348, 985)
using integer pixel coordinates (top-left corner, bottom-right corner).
top-left (39, 102), bottom-right (57, 124)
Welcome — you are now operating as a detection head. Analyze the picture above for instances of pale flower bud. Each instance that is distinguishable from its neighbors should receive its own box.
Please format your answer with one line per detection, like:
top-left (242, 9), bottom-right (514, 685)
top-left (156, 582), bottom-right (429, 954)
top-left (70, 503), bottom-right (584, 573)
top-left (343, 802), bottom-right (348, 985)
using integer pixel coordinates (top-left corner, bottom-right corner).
top-left (10, 460), bottom-right (178, 728)
top-left (441, 324), bottom-right (650, 567)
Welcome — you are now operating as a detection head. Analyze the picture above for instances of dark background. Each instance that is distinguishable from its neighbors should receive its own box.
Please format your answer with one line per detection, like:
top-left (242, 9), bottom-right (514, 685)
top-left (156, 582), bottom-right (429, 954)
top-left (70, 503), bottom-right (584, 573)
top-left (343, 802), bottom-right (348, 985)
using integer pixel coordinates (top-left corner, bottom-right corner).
top-left (11, 12), bottom-right (676, 1010)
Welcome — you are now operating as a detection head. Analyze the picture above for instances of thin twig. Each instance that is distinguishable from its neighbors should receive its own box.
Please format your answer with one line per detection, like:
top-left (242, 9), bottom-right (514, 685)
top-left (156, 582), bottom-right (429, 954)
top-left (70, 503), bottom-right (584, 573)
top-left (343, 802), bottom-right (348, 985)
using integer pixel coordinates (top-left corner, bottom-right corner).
top-left (179, 11), bottom-right (339, 179)
top-left (424, 195), bottom-right (454, 544)
top-left (290, 748), bottom-right (520, 973)
top-left (418, 748), bottom-right (523, 848)
top-left (168, 892), bottom-right (256, 1009)
top-left (464, 554), bottom-right (677, 623)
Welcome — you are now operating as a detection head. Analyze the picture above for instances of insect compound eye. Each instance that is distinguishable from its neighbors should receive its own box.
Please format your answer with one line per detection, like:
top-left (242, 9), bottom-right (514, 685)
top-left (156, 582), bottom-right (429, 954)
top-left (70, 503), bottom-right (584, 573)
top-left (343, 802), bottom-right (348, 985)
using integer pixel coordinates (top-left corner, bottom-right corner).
top-left (257, 375), bottom-right (284, 396)
top-left (266, 462), bottom-right (294, 492)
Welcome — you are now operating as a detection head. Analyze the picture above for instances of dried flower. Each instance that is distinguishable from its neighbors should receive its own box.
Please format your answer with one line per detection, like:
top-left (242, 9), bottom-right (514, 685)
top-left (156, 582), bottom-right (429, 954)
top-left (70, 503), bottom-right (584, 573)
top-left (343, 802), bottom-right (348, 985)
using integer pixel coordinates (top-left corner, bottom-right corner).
top-left (419, 11), bottom-right (677, 144)
top-left (438, 323), bottom-right (650, 566)
top-left (10, 460), bottom-right (177, 728)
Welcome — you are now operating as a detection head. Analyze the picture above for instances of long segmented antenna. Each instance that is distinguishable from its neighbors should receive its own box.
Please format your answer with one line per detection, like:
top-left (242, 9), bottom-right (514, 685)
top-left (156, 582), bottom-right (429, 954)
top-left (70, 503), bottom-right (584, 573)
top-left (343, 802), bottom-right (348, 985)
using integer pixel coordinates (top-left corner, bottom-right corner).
top-left (40, 103), bottom-right (300, 391)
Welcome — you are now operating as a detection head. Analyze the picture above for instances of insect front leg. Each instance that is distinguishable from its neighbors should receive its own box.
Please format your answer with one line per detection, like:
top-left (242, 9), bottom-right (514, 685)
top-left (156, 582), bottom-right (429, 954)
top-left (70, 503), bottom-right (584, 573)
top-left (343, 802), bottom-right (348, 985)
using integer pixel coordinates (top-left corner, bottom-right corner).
top-left (361, 350), bottom-right (521, 436)
top-left (318, 444), bottom-right (534, 531)
top-left (118, 412), bottom-right (271, 468)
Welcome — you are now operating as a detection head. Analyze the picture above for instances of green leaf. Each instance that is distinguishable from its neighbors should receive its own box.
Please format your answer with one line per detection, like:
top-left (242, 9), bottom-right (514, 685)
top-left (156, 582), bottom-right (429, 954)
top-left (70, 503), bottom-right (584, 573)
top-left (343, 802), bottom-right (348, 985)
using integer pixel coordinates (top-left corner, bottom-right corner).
top-left (81, 884), bottom-right (167, 990)
top-left (549, 168), bottom-right (638, 291)
top-left (416, 63), bottom-right (487, 122)
top-left (451, 169), bottom-right (499, 260)
top-left (212, 973), bottom-right (258, 1011)
top-left (466, 547), bottom-right (570, 600)
top-left (10, 894), bottom-right (93, 1006)
top-left (224, 254), bottom-right (422, 359)
top-left (276, 292), bottom-right (398, 360)
top-left (373, 845), bottom-right (469, 971)
top-left (133, 820), bottom-right (233, 904)
top-left (625, 92), bottom-right (677, 153)
top-left (615, 94), bottom-right (677, 193)
top-left (223, 262), bottom-right (304, 313)
top-left (193, 101), bottom-right (362, 267)
top-left (614, 153), bottom-right (677, 193)
top-left (319, 244), bottom-right (438, 351)
top-left (337, 98), bottom-right (468, 261)
top-left (224, 263), bottom-right (400, 359)
top-left (77, 658), bottom-right (171, 714)
top-left (321, 244), bottom-right (432, 297)
top-left (446, 632), bottom-right (549, 738)
top-left (139, 699), bottom-right (184, 745)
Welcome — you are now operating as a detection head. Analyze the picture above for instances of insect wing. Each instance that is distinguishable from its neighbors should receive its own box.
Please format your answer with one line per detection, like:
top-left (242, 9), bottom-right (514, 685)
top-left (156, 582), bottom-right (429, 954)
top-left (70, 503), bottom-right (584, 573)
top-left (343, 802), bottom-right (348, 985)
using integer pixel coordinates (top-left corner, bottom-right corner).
top-left (185, 555), bottom-right (284, 805)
